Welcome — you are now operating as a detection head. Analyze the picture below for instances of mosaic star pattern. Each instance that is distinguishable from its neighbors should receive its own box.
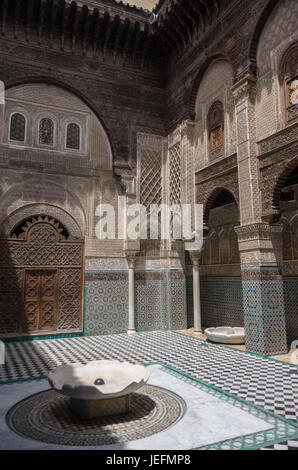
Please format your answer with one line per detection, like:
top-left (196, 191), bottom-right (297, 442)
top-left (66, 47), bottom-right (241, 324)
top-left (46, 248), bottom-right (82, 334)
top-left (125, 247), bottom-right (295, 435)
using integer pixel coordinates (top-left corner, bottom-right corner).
top-left (243, 276), bottom-right (288, 356)
top-left (186, 277), bottom-right (244, 328)
top-left (1, 331), bottom-right (298, 450)
top-left (7, 385), bottom-right (185, 446)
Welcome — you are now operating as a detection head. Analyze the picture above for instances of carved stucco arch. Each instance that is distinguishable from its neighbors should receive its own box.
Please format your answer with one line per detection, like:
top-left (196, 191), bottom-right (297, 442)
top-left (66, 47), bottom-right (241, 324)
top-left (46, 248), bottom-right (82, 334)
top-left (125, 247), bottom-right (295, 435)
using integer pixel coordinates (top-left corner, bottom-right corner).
top-left (249, 0), bottom-right (282, 71)
top-left (202, 186), bottom-right (239, 227)
top-left (272, 156), bottom-right (298, 214)
top-left (1, 176), bottom-right (86, 217)
top-left (0, 203), bottom-right (83, 239)
top-left (189, 54), bottom-right (235, 121)
top-left (5, 76), bottom-right (115, 163)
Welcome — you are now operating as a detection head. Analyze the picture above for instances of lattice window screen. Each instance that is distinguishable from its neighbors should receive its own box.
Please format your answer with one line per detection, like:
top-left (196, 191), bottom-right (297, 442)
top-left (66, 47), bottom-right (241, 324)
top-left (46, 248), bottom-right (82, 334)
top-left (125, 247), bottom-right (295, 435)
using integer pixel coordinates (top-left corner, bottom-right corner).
top-left (169, 143), bottom-right (181, 205)
top-left (66, 123), bottom-right (80, 150)
top-left (39, 118), bottom-right (54, 145)
top-left (140, 148), bottom-right (162, 210)
top-left (10, 113), bottom-right (26, 141)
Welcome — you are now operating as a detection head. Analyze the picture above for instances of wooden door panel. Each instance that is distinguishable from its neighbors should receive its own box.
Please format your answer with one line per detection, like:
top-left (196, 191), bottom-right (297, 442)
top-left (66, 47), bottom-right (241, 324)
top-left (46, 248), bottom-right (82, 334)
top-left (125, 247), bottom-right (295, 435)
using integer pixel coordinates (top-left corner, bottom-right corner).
top-left (41, 271), bottom-right (56, 298)
top-left (39, 300), bottom-right (56, 330)
top-left (23, 301), bottom-right (39, 331)
top-left (23, 269), bottom-right (58, 332)
top-left (23, 271), bottom-right (40, 331)
top-left (39, 270), bottom-right (57, 331)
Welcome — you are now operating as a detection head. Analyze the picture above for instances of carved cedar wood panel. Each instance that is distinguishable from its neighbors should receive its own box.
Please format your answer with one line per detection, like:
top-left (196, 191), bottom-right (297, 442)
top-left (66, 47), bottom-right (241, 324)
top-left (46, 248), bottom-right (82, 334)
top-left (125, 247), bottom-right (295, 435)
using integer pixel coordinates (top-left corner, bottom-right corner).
top-left (0, 217), bottom-right (84, 335)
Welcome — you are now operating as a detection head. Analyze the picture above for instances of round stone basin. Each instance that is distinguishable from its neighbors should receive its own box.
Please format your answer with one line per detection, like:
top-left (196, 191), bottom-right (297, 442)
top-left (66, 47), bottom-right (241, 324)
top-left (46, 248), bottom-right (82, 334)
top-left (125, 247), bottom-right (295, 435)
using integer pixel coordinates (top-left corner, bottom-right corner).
top-left (48, 360), bottom-right (150, 419)
top-left (48, 360), bottom-right (150, 400)
top-left (205, 327), bottom-right (245, 345)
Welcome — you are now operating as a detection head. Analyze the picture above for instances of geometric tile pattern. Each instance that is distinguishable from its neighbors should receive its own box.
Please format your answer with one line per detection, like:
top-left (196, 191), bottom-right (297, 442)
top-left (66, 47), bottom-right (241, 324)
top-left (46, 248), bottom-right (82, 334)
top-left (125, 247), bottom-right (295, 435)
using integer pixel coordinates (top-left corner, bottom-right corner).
top-left (165, 367), bottom-right (298, 451)
top-left (186, 276), bottom-right (244, 329)
top-left (135, 279), bottom-right (163, 332)
top-left (284, 278), bottom-right (298, 346)
top-left (6, 384), bottom-right (185, 446)
top-left (135, 276), bottom-right (186, 332)
top-left (85, 271), bottom-right (186, 335)
top-left (1, 331), bottom-right (298, 449)
top-left (167, 279), bottom-right (187, 331)
top-left (261, 440), bottom-right (298, 451)
top-left (242, 273), bottom-right (288, 355)
top-left (0, 331), bottom-right (297, 419)
top-left (186, 276), bottom-right (194, 328)
top-left (85, 277), bottom-right (128, 336)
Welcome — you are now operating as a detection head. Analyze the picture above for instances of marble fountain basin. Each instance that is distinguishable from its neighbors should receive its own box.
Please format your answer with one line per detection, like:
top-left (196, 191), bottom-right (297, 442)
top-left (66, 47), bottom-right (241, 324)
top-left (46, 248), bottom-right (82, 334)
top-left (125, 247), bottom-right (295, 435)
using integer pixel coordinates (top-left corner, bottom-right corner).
top-left (48, 360), bottom-right (150, 419)
top-left (205, 327), bottom-right (245, 345)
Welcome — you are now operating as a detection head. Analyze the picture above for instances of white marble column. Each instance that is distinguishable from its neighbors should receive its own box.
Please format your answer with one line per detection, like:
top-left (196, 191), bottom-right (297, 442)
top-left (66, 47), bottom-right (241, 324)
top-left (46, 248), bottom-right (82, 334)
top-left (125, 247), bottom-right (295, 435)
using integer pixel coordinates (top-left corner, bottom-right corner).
top-left (126, 254), bottom-right (137, 334)
top-left (189, 252), bottom-right (202, 335)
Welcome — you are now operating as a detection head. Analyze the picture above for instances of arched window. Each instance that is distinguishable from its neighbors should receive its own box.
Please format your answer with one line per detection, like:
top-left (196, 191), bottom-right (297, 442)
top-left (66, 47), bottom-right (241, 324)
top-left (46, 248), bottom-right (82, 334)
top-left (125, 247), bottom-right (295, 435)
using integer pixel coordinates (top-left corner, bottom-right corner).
top-left (66, 123), bottom-right (80, 150)
top-left (281, 44), bottom-right (298, 123)
top-left (39, 118), bottom-right (54, 146)
top-left (9, 113), bottom-right (26, 142)
top-left (208, 101), bottom-right (224, 161)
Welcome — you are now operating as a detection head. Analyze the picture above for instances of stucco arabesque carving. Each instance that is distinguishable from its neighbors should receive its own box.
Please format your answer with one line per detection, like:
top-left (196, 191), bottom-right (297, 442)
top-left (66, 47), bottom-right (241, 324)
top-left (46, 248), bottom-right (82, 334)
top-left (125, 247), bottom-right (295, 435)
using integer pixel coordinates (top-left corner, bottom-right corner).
top-left (113, 160), bottom-right (136, 197)
top-left (235, 223), bottom-right (284, 267)
top-left (232, 75), bottom-right (257, 104)
top-left (259, 141), bottom-right (298, 218)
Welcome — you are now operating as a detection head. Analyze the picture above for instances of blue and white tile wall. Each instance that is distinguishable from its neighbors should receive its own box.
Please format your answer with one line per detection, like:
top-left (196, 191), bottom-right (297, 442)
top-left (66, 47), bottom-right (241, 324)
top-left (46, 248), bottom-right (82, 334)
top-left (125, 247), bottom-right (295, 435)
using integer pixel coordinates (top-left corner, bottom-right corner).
top-left (186, 276), bottom-right (244, 329)
top-left (84, 270), bottom-right (187, 336)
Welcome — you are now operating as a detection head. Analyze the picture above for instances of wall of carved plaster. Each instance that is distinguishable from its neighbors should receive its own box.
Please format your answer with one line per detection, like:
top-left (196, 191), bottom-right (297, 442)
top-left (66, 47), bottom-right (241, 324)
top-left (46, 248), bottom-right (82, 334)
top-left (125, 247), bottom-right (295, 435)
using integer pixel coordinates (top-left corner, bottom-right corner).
top-left (137, 133), bottom-right (165, 256)
top-left (279, 179), bottom-right (298, 344)
top-left (0, 84), bottom-right (128, 262)
top-left (255, 0), bottom-right (298, 142)
top-left (0, 176), bottom-right (86, 237)
top-left (280, 182), bottom-right (298, 276)
top-left (1, 84), bottom-right (112, 169)
top-left (194, 59), bottom-right (236, 171)
top-left (200, 202), bottom-right (241, 277)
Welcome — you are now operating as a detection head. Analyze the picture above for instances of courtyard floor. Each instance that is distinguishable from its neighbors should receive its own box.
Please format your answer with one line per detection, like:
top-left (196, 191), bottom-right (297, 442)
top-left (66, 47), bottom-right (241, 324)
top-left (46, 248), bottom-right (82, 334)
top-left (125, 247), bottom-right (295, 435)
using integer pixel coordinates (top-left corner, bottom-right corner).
top-left (0, 331), bottom-right (297, 450)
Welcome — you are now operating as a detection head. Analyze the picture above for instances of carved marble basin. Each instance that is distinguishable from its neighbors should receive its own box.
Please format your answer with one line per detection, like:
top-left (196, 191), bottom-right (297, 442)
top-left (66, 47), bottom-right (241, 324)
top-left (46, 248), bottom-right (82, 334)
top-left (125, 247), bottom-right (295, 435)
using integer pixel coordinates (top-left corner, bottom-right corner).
top-left (48, 360), bottom-right (150, 400)
top-left (205, 327), bottom-right (245, 345)
top-left (48, 360), bottom-right (150, 419)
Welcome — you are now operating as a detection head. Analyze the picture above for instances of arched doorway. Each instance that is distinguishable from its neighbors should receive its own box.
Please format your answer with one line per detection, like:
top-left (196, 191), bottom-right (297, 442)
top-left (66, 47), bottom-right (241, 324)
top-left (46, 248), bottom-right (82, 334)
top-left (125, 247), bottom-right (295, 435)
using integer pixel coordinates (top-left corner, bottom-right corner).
top-left (278, 164), bottom-right (298, 345)
top-left (0, 215), bottom-right (84, 337)
top-left (200, 189), bottom-right (242, 328)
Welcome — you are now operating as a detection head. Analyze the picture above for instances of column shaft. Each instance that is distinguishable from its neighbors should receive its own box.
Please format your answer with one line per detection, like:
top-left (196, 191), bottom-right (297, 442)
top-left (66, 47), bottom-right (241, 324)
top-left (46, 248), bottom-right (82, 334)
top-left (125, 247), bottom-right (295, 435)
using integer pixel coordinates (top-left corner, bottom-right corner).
top-left (193, 262), bottom-right (202, 334)
top-left (127, 265), bottom-right (136, 334)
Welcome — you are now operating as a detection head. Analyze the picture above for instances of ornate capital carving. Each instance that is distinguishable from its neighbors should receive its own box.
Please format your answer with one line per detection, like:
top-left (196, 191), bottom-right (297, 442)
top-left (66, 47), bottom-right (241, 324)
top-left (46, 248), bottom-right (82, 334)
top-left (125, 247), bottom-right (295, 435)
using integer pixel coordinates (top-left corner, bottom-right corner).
top-left (180, 119), bottom-right (195, 142)
top-left (113, 161), bottom-right (136, 196)
top-left (125, 252), bottom-right (139, 269)
top-left (234, 223), bottom-right (283, 241)
top-left (232, 76), bottom-right (256, 103)
top-left (235, 223), bottom-right (283, 268)
top-left (187, 249), bottom-right (203, 266)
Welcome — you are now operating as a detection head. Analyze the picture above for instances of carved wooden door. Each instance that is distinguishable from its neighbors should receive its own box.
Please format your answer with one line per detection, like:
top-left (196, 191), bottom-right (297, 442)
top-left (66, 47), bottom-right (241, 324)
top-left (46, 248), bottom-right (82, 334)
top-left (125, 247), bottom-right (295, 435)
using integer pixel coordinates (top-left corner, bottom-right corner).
top-left (23, 269), bottom-right (58, 332)
top-left (0, 216), bottom-right (84, 336)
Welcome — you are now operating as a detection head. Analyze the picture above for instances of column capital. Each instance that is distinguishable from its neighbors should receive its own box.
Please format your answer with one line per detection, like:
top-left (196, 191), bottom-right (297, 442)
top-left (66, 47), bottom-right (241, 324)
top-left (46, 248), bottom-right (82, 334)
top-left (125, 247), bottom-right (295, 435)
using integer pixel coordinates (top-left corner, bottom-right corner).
top-left (234, 223), bottom-right (283, 241)
top-left (232, 75), bottom-right (256, 103)
top-left (125, 251), bottom-right (139, 268)
top-left (113, 161), bottom-right (136, 196)
top-left (180, 119), bottom-right (195, 141)
top-left (187, 250), bottom-right (201, 265)
top-left (235, 223), bottom-right (283, 268)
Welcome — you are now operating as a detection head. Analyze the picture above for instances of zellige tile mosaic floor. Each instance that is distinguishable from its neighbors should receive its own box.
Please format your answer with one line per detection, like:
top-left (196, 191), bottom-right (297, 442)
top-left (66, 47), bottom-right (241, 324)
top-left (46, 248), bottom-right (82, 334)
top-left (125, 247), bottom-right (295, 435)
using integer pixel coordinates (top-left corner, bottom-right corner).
top-left (0, 331), bottom-right (297, 450)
